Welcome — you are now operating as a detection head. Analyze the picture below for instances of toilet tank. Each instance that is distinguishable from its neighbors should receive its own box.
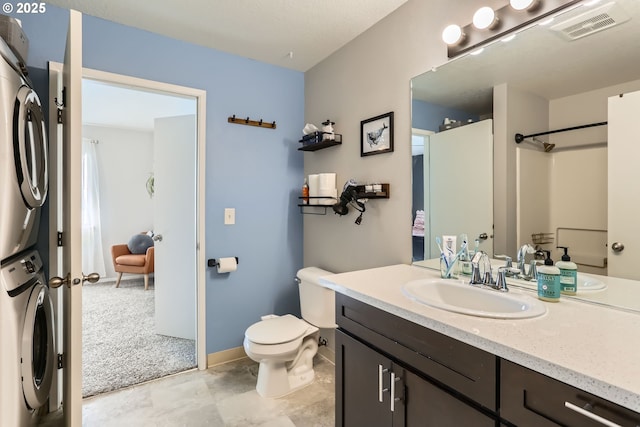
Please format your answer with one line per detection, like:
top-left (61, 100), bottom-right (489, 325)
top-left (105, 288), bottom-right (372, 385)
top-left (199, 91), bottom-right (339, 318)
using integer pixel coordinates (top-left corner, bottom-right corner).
top-left (296, 267), bottom-right (336, 328)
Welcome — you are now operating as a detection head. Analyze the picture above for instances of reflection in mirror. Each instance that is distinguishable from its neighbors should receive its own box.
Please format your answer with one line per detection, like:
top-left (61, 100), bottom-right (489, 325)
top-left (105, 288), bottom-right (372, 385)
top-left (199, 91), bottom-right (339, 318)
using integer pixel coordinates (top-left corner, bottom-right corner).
top-left (410, 0), bottom-right (640, 311)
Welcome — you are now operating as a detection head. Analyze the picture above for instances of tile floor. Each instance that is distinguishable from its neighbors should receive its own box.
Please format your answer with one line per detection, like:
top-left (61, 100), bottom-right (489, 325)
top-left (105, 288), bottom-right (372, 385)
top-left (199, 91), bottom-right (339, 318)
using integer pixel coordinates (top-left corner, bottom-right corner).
top-left (39, 355), bottom-right (335, 427)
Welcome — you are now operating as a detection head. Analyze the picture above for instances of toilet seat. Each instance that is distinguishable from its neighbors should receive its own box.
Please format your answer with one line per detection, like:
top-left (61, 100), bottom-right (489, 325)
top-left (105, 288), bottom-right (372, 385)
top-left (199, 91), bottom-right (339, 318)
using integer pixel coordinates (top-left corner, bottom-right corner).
top-left (245, 314), bottom-right (310, 345)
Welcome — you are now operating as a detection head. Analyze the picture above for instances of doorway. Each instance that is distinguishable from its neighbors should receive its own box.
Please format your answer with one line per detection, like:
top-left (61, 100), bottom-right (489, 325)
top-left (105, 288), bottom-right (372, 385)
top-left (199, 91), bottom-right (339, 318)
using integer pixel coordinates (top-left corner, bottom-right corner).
top-left (80, 78), bottom-right (198, 397)
top-left (47, 62), bottom-right (207, 409)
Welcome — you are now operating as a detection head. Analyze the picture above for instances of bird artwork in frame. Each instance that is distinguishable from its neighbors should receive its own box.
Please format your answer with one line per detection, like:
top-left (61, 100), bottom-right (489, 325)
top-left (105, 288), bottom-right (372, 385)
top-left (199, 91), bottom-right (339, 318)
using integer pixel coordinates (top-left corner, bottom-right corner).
top-left (361, 112), bottom-right (394, 156)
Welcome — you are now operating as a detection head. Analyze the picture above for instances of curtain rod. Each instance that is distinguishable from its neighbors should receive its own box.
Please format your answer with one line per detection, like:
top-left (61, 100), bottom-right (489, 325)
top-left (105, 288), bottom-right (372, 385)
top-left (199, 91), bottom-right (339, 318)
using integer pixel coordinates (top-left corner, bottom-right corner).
top-left (514, 121), bottom-right (607, 143)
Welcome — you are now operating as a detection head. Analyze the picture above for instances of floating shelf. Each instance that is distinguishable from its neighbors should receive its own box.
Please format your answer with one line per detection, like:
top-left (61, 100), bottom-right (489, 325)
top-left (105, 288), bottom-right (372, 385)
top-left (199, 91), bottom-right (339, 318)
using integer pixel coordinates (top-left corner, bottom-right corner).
top-left (298, 133), bottom-right (342, 151)
top-left (297, 197), bottom-right (337, 215)
top-left (353, 184), bottom-right (390, 199)
top-left (296, 184), bottom-right (390, 215)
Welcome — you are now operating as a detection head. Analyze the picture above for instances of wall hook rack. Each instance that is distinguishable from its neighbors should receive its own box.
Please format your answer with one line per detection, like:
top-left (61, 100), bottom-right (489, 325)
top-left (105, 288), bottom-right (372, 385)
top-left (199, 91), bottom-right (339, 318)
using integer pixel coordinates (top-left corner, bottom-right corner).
top-left (228, 114), bottom-right (276, 129)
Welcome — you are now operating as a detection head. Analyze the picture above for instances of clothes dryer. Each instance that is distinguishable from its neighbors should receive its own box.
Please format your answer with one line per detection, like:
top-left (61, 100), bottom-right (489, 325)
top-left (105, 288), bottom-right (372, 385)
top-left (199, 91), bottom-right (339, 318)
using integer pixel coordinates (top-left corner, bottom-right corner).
top-left (0, 250), bottom-right (55, 427)
top-left (0, 33), bottom-right (48, 262)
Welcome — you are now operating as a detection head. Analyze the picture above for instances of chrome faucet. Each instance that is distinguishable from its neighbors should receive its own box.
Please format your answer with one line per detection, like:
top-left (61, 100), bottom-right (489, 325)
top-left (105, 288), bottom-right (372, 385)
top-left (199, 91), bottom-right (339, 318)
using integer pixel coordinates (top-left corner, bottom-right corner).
top-left (517, 244), bottom-right (536, 276)
top-left (469, 251), bottom-right (494, 286)
top-left (469, 251), bottom-right (508, 291)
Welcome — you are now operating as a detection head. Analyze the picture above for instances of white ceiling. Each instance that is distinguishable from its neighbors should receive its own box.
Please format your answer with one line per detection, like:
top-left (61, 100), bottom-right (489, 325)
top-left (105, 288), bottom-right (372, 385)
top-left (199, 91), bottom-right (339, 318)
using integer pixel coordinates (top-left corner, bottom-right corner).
top-left (44, 0), bottom-right (408, 72)
top-left (82, 79), bottom-right (196, 131)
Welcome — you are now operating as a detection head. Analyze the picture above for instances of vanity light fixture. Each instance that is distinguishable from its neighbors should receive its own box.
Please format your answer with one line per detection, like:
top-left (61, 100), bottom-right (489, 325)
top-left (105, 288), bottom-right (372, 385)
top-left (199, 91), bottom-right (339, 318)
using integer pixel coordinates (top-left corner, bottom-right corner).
top-left (444, 0), bottom-right (582, 58)
top-left (537, 17), bottom-right (556, 25)
top-left (442, 24), bottom-right (465, 45)
top-left (473, 7), bottom-right (499, 30)
top-left (510, 0), bottom-right (540, 11)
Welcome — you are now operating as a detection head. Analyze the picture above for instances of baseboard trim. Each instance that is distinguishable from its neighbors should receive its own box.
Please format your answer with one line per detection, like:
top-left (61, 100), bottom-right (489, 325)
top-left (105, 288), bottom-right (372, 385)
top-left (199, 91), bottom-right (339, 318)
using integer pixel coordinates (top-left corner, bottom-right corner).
top-left (318, 345), bottom-right (335, 364)
top-left (207, 346), bottom-right (248, 367)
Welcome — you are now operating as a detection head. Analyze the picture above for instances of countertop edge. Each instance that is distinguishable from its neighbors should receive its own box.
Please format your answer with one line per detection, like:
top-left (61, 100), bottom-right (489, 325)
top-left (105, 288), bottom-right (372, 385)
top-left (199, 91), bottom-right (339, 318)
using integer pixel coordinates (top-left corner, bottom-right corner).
top-left (319, 265), bottom-right (640, 413)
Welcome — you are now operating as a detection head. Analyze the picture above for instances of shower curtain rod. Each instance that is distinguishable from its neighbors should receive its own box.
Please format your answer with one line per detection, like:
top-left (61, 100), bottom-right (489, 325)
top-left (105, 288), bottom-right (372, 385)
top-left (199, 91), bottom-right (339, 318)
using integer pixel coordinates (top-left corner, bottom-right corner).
top-left (514, 121), bottom-right (607, 144)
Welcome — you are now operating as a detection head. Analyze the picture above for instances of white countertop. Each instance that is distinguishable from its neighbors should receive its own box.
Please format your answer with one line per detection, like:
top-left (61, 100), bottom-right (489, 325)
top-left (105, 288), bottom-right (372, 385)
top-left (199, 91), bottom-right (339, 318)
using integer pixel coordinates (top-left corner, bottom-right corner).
top-left (319, 264), bottom-right (640, 412)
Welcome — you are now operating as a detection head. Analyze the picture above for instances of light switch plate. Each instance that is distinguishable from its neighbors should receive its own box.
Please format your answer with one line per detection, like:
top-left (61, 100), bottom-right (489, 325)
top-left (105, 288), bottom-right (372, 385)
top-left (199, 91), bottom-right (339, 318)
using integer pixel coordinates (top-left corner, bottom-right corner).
top-left (224, 208), bottom-right (235, 225)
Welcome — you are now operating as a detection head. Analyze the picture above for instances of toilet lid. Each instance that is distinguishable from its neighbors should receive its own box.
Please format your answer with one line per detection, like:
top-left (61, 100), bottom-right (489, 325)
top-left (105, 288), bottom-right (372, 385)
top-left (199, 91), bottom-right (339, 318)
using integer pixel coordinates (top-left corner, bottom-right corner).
top-left (245, 315), bottom-right (309, 345)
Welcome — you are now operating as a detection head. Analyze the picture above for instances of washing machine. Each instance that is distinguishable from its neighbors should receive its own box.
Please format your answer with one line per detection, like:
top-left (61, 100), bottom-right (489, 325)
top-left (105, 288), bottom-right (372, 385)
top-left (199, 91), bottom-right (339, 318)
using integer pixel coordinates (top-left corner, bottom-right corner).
top-left (0, 249), bottom-right (55, 427)
top-left (0, 21), bottom-right (48, 263)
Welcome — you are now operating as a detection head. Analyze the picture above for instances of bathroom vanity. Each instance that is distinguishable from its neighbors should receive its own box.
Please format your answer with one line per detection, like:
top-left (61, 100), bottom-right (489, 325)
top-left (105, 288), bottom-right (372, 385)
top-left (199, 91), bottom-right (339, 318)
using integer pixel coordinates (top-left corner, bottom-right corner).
top-left (321, 264), bottom-right (640, 426)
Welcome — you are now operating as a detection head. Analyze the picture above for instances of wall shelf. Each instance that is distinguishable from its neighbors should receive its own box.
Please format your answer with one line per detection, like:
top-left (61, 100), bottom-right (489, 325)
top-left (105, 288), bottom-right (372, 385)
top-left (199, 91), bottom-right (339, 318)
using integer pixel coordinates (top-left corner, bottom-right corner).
top-left (298, 133), bottom-right (342, 151)
top-left (352, 184), bottom-right (390, 199)
top-left (297, 184), bottom-right (389, 215)
top-left (297, 197), bottom-right (336, 215)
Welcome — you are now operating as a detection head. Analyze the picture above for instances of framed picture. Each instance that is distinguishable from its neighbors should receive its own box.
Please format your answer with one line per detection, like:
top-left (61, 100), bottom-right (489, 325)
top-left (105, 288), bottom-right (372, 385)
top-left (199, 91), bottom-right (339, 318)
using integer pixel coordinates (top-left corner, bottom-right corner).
top-left (361, 112), bottom-right (394, 156)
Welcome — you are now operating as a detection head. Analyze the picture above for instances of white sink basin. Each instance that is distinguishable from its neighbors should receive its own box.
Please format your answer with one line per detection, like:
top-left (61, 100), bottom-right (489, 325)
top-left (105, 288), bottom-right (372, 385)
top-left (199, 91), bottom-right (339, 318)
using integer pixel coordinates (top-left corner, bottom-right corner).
top-left (402, 279), bottom-right (547, 319)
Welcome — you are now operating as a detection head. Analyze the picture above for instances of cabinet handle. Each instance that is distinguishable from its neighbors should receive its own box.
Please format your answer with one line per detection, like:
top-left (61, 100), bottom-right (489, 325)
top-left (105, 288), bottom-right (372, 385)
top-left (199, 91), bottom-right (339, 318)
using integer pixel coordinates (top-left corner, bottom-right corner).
top-left (564, 401), bottom-right (622, 427)
top-left (390, 372), bottom-right (401, 412)
top-left (378, 365), bottom-right (389, 403)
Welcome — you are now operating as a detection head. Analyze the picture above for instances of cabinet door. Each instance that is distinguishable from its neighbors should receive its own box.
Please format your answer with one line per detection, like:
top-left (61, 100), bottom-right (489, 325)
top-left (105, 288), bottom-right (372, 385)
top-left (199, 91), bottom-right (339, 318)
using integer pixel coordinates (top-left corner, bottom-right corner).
top-left (402, 367), bottom-right (495, 427)
top-left (336, 330), bottom-right (393, 427)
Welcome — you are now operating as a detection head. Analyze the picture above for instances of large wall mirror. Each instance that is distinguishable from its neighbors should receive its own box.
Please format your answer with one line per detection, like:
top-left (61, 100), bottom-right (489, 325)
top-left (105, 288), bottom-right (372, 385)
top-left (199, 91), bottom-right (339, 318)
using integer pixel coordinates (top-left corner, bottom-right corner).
top-left (411, 0), bottom-right (640, 309)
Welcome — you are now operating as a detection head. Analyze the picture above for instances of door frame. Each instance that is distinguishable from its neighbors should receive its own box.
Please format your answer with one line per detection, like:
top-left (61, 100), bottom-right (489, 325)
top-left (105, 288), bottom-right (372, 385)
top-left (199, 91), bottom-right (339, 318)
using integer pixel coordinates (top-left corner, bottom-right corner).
top-left (48, 62), bottom-right (207, 409)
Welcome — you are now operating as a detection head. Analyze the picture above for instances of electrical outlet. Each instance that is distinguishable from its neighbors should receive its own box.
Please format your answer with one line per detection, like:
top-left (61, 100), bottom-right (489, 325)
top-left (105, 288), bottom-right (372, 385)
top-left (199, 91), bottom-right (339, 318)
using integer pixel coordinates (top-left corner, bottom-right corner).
top-left (224, 208), bottom-right (235, 225)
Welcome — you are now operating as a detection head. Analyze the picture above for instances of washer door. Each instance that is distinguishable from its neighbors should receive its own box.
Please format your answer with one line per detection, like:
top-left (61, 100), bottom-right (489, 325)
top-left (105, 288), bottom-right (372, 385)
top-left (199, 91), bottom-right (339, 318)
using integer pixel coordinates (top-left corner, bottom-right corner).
top-left (14, 85), bottom-right (48, 209)
top-left (21, 282), bottom-right (55, 410)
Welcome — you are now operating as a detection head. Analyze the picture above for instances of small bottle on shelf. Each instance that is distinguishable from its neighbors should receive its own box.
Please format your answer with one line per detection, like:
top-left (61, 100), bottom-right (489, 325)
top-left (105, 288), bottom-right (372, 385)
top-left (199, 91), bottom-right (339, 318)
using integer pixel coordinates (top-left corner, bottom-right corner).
top-left (302, 178), bottom-right (309, 204)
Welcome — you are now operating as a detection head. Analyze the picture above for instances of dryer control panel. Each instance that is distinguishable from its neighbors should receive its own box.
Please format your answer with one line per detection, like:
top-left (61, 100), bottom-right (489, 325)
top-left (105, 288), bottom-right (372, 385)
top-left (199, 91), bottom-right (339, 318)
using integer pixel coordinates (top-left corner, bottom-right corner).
top-left (1, 250), bottom-right (43, 293)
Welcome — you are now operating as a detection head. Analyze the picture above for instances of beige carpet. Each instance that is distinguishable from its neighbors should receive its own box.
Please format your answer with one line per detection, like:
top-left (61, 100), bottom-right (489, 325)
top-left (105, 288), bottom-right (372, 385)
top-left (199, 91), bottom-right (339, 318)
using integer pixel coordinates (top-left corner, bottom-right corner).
top-left (82, 278), bottom-right (196, 397)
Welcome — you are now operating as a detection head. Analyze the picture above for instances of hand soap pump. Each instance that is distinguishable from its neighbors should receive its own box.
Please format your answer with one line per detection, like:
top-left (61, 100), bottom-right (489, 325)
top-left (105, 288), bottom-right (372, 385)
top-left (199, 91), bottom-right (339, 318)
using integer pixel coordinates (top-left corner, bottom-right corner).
top-left (556, 246), bottom-right (578, 295)
top-left (537, 250), bottom-right (560, 302)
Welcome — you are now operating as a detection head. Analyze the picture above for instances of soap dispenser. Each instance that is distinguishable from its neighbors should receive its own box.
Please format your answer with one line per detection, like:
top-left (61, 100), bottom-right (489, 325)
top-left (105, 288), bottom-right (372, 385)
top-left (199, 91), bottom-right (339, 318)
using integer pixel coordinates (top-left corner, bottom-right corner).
top-left (556, 246), bottom-right (578, 295)
top-left (537, 250), bottom-right (560, 302)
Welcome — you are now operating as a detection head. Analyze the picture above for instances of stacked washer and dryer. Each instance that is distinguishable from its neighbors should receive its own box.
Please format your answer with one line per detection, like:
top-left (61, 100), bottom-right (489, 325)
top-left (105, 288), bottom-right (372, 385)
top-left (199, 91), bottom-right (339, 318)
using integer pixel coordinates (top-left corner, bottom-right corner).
top-left (0, 15), bottom-right (56, 427)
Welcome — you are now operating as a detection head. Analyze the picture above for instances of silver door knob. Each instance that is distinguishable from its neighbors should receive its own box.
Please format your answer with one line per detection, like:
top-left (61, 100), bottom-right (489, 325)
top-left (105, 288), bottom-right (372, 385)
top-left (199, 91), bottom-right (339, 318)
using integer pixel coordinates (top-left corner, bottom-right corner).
top-left (153, 234), bottom-right (163, 242)
top-left (49, 272), bottom-right (100, 288)
top-left (478, 233), bottom-right (489, 240)
top-left (49, 273), bottom-right (70, 289)
top-left (611, 242), bottom-right (625, 253)
top-left (74, 272), bottom-right (100, 285)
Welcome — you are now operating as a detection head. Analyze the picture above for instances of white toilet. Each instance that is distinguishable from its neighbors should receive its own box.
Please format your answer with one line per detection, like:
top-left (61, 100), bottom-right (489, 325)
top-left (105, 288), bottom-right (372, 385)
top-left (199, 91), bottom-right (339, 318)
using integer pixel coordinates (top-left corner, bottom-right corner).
top-left (243, 267), bottom-right (335, 398)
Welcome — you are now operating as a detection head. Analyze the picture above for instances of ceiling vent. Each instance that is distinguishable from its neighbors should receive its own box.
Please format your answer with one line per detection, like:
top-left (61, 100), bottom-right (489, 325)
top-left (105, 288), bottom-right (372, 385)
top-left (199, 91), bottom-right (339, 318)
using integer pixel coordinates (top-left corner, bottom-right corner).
top-left (550, 2), bottom-right (630, 41)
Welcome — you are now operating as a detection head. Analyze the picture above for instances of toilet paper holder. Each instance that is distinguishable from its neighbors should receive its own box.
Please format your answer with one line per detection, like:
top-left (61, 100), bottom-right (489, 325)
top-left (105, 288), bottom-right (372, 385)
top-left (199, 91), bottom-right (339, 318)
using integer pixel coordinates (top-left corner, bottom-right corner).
top-left (208, 257), bottom-right (239, 268)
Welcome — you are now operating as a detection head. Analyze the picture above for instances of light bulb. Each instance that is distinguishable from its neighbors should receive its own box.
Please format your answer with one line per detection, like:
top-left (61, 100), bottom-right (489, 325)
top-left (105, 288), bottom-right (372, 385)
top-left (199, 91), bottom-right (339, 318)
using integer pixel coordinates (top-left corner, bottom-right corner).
top-left (473, 7), bottom-right (498, 30)
top-left (442, 24), bottom-right (464, 45)
top-left (510, 0), bottom-right (538, 11)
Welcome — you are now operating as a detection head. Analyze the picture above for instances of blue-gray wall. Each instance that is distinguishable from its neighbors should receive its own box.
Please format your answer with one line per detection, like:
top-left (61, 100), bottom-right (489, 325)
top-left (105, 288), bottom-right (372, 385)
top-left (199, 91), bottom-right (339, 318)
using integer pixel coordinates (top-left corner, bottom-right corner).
top-left (11, 6), bottom-right (304, 353)
top-left (411, 99), bottom-right (478, 132)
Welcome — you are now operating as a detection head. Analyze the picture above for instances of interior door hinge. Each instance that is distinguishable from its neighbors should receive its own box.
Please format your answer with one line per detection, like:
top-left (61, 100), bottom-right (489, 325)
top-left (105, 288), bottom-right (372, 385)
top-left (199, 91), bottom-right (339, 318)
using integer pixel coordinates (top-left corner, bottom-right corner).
top-left (57, 353), bottom-right (63, 369)
top-left (57, 232), bottom-right (63, 247)
top-left (55, 86), bottom-right (65, 124)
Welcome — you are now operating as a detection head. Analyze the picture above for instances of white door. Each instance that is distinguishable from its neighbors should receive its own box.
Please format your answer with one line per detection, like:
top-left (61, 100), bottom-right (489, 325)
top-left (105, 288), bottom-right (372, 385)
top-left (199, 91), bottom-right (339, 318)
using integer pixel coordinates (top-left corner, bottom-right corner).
top-left (428, 119), bottom-right (494, 258)
top-left (49, 10), bottom-right (85, 426)
top-left (153, 115), bottom-right (197, 340)
top-left (608, 90), bottom-right (640, 279)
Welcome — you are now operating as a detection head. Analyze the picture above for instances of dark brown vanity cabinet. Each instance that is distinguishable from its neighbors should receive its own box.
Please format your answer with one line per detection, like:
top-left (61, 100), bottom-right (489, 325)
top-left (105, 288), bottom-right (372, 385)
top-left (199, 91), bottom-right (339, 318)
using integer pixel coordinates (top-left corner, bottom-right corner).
top-left (335, 293), bottom-right (640, 427)
top-left (335, 294), bottom-right (497, 427)
top-left (501, 360), bottom-right (640, 427)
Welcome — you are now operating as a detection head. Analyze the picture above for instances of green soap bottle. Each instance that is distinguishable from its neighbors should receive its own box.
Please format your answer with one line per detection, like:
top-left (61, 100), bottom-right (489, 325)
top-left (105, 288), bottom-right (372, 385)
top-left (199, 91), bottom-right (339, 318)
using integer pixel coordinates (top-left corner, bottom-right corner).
top-left (537, 250), bottom-right (560, 302)
top-left (556, 246), bottom-right (578, 295)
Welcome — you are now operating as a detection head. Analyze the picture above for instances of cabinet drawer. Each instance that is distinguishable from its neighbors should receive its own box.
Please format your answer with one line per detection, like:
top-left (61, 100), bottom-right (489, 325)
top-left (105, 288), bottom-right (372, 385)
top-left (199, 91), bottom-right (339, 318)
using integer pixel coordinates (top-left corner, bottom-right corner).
top-left (336, 293), bottom-right (496, 411)
top-left (501, 360), bottom-right (640, 426)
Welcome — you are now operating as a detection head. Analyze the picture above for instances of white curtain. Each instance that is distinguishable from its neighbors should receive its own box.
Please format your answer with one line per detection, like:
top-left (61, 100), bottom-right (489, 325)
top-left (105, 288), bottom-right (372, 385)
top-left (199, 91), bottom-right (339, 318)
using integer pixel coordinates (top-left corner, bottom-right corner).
top-left (81, 138), bottom-right (107, 278)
